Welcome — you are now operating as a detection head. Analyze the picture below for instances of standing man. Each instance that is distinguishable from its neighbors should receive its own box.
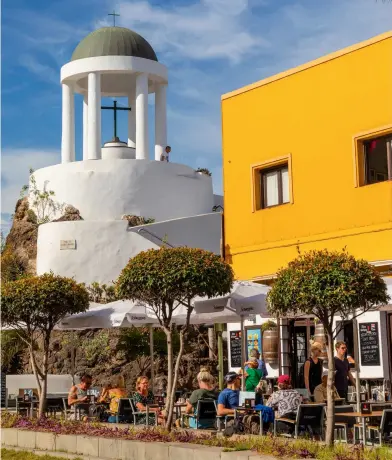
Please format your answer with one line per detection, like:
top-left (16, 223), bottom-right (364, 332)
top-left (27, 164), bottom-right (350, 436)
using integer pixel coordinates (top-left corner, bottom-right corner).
top-left (334, 341), bottom-right (355, 401)
top-left (246, 348), bottom-right (268, 379)
top-left (160, 145), bottom-right (171, 162)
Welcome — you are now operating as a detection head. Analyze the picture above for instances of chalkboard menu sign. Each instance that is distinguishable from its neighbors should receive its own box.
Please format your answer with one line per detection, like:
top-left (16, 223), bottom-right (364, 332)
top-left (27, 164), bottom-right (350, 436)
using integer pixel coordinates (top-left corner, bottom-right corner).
top-left (359, 322), bottom-right (380, 366)
top-left (1, 373), bottom-right (6, 408)
top-left (230, 330), bottom-right (242, 368)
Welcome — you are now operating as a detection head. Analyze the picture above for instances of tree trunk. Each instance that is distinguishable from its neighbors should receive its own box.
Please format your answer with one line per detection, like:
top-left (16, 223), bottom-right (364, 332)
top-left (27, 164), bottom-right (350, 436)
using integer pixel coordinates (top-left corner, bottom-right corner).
top-left (164, 327), bottom-right (173, 429)
top-left (38, 332), bottom-right (50, 418)
top-left (325, 327), bottom-right (335, 446)
top-left (166, 327), bottom-right (186, 430)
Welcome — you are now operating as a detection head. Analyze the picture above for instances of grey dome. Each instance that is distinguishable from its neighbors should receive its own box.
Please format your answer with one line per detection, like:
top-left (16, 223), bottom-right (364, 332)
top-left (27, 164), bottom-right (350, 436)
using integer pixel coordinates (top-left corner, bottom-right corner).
top-left (71, 27), bottom-right (158, 62)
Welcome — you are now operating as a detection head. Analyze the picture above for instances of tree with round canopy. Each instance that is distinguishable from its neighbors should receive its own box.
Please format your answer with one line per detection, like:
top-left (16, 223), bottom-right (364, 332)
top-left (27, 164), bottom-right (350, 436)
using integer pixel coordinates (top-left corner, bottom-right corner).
top-left (116, 246), bottom-right (234, 430)
top-left (1, 273), bottom-right (89, 417)
top-left (267, 249), bottom-right (389, 446)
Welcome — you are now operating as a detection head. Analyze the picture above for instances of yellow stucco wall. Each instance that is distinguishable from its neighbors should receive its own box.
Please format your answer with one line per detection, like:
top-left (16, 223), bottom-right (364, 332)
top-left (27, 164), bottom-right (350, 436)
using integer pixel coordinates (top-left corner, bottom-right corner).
top-left (222, 32), bottom-right (392, 281)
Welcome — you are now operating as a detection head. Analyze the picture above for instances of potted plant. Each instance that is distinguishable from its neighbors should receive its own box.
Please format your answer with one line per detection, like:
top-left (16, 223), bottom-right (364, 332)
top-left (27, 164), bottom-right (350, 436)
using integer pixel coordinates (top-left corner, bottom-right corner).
top-left (195, 168), bottom-right (212, 176)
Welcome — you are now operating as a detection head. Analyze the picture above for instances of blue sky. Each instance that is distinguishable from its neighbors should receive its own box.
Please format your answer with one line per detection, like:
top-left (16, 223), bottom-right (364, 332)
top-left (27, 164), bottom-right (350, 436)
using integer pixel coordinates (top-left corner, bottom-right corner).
top-left (2, 0), bottom-right (391, 233)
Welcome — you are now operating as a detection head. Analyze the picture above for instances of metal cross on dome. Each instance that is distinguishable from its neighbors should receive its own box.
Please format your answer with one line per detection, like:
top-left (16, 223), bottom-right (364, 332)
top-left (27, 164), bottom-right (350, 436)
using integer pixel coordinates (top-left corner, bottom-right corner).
top-left (108, 10), bottom-right (120, 27)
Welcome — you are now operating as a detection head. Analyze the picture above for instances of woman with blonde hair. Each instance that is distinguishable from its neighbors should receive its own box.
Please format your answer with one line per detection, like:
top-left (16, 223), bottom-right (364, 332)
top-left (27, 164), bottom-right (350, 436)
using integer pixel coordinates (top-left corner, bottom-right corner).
top-left (133, 376), bottom-right (164, 425)
top-left (99, 375), bottom-right (128, 423)
top-left (180, 367), bottom-right (217, 429)
top-left (304, 342), bottom-right (324, 397)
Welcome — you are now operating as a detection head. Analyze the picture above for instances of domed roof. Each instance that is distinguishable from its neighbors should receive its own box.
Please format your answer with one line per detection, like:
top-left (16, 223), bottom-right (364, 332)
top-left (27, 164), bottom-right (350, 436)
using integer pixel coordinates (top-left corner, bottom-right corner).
top-left (71, 27), bottom-right (158, 62)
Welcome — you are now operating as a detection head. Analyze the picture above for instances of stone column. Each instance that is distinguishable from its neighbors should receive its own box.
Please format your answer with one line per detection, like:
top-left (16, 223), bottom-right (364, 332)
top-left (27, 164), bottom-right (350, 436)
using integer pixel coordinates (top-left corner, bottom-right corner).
top-left (83, 93), bottom-right (88, 160)
top-left (87, 72), bottom-right (101, 160)
top-left (135, 73), bottom-right (149, 160)
top-left (155, 84), bottom-right (167, 161)
top-left (128, 93), bottom-right (136, 149)
top-left (61, 83), bottom-right (75, 163)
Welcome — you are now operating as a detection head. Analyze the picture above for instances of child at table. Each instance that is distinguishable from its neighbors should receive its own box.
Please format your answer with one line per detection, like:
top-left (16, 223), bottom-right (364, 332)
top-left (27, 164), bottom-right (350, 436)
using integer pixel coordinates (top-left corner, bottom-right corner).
top-left (244, 358), bottom-right (263, 392)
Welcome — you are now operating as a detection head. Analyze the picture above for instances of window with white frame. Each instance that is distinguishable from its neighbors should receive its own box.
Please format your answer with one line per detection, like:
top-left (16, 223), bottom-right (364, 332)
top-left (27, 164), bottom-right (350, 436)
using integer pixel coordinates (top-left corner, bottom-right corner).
top-left (260, 164), bottom-right (290, 208)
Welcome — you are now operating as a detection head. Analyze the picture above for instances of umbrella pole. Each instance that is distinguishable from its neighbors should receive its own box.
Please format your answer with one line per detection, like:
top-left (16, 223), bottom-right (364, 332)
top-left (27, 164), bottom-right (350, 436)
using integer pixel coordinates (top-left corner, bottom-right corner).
top-left (241, 316), bottom-right (245, 391)
top-left (216, 324), bottom-right (224, 390)
top-left (149, 325), bottom-right (155, 394)
top-left (352, 318), bottom-right (361, 411)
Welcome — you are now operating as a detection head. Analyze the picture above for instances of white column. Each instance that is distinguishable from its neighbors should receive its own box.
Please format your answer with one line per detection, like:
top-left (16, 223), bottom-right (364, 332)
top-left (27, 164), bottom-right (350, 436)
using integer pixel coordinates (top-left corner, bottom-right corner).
top-left (135, 73), bottom-right (149, 160)
top-left (83, 93), bottom-right (88, 160)
top-left (87, 72), bottom-right (101, 160)
top-left (154, 84), bottom-right (167, 161)
top-left (61, 83), bottom-right (75, 163)
top-left (127, 94), bottom-right (136, 149)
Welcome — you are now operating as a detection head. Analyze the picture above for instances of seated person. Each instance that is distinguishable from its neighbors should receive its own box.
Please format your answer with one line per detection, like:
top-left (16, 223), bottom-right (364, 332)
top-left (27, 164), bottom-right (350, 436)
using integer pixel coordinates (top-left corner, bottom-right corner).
top-left (99, 375), bottom-right (128, 422)
top-left (217, 372), bottom-right (241, 416)
top-left (68, 374), bottom-right (93, 421)
top-left (182, 367), bottom-right (217, 428)
top-left (267, 375), bottom-right (301, 434)
top-left (244, 357), bottom-right (263, 392)
top-left (133, 376), bottom-right (164, 425)
top-left (313, 371), bottom-right (340, 403)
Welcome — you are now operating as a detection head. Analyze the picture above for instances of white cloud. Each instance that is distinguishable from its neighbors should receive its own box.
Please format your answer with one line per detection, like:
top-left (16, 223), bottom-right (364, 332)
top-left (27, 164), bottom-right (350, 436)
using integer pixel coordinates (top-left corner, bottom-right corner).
top-left (1, 149), bottom-right (60, 215)
top-left (117, 0), bottom-right (265, 64)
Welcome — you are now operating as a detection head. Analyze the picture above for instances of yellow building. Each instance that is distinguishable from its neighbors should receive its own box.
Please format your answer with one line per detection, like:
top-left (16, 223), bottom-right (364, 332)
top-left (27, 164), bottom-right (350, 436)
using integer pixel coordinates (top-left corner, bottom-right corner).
top-left (222, 31), bottom-right (392, 283)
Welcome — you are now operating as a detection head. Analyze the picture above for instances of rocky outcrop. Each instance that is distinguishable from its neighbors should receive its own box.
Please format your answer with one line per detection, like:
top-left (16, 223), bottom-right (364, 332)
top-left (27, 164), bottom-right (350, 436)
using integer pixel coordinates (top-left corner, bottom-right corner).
top-left (2, 197), bottom-right (38, 277)
top-left (121, 215), bottom-right (155, 227)
top-left (53, 205), bottom-right (83, 222)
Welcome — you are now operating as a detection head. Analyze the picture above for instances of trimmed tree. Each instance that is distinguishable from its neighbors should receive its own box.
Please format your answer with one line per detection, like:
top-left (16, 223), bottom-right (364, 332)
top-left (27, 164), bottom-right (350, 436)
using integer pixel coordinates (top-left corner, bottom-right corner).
top-left (116, 247), bottom-right (234, 429)
top-left (2, 273), bottom-right (89, 417)
top-left (267, 249), bottom-right (389, 446)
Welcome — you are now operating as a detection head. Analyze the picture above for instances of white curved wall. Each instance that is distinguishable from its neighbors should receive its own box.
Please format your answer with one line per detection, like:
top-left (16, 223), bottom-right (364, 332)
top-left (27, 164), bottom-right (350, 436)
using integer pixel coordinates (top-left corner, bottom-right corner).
top-left (37, 221), bottom-right (157, 285)
top-left (37, 213), bottom-right (221, 285)
top-left (31, 159), bottom-right (214, 222)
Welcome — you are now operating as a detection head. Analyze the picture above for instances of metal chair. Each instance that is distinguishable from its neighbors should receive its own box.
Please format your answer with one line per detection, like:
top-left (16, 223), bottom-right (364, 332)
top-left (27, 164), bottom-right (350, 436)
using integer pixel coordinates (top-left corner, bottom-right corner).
top-left (215, 401), bottom-right (234, 431)
top-left (180, 399), bottom-right (217, 429)
top-left (62, 397), bottom-right (74, 420)
top-left (129, 398), bottom-right (158, 426)
top-left (367, 409), bottom-right (392, 445)
top-left (114, 398), bottom-right (134, 423)
top-left (46, 397), bottom-right (63, 417)
top-left (274, 404), bottom-right (325, 439)
top-left (334, 404), bottom-right (354, 443)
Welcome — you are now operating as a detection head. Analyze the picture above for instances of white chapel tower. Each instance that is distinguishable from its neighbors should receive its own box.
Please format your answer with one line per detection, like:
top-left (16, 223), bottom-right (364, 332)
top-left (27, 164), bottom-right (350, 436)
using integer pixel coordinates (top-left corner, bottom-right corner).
top-left (32, 24), bottom-right (223, 285)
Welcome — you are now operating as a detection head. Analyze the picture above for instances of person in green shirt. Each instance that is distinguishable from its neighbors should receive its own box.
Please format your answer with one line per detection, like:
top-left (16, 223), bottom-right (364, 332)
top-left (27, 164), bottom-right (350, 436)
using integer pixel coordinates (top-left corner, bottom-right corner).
top-left (180, 367), bottom-right (217, 428)
top-left (244, 358), bottom-right (263, 391)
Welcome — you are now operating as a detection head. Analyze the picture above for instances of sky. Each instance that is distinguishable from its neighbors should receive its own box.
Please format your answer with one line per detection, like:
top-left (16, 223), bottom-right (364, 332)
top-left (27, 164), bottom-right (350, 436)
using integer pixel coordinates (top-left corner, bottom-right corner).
top-left (1, 0), bottom-right (391, 234)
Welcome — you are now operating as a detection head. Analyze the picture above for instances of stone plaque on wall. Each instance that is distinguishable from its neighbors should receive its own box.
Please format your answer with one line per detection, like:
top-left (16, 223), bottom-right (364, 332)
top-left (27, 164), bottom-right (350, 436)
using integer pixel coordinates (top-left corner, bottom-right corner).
top-left (60, 240), bottom-right (76, 250)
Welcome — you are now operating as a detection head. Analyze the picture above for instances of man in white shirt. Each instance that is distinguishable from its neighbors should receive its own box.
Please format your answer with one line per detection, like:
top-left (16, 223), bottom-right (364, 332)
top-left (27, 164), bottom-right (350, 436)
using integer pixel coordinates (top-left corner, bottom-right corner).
top-left (160, 145), bottom-right (171, 162)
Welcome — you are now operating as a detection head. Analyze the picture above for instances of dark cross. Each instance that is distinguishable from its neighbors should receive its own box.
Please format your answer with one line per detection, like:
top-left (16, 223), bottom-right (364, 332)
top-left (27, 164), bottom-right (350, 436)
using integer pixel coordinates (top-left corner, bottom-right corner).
top-left (108, 10), bottom-right (120, 27)
top-left (101, 100), bottom-right (132, 141)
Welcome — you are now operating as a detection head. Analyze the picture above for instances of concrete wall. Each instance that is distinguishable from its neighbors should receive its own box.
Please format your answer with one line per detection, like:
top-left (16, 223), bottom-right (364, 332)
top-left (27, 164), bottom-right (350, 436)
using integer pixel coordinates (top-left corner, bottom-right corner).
top-left (31, 159), bottom-right (214, 222)
top-left (37, 213), bottom-right (221, 284)
top-left (2, 428), bottom-right (271, 459)
top-left (130, 213), bottom-right (221, 254)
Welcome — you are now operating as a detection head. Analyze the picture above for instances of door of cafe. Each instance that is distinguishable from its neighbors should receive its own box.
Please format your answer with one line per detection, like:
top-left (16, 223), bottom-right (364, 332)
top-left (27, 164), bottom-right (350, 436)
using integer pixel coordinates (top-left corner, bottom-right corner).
top-left (289, 319), bottom-right (315, 388)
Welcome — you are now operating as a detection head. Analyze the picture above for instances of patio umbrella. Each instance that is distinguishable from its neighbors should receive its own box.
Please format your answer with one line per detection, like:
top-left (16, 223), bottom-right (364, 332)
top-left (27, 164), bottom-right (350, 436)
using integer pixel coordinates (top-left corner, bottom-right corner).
top-left (56, 300), bottom-right (159, 391)
top-left (193, 281), bottom-right (271, 390)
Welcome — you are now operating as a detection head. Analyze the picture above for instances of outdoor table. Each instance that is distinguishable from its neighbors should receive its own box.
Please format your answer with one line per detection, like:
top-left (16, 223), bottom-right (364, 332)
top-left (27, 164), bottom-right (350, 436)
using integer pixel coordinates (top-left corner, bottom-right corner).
top-left (174, 403), bottom-right (187, 421)
top-left (234, 406), bottom-right (264, 435)
top-left (18, 399), bottom-right (38, 418)
top-left (338, 411), bottom-right (383, 444)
